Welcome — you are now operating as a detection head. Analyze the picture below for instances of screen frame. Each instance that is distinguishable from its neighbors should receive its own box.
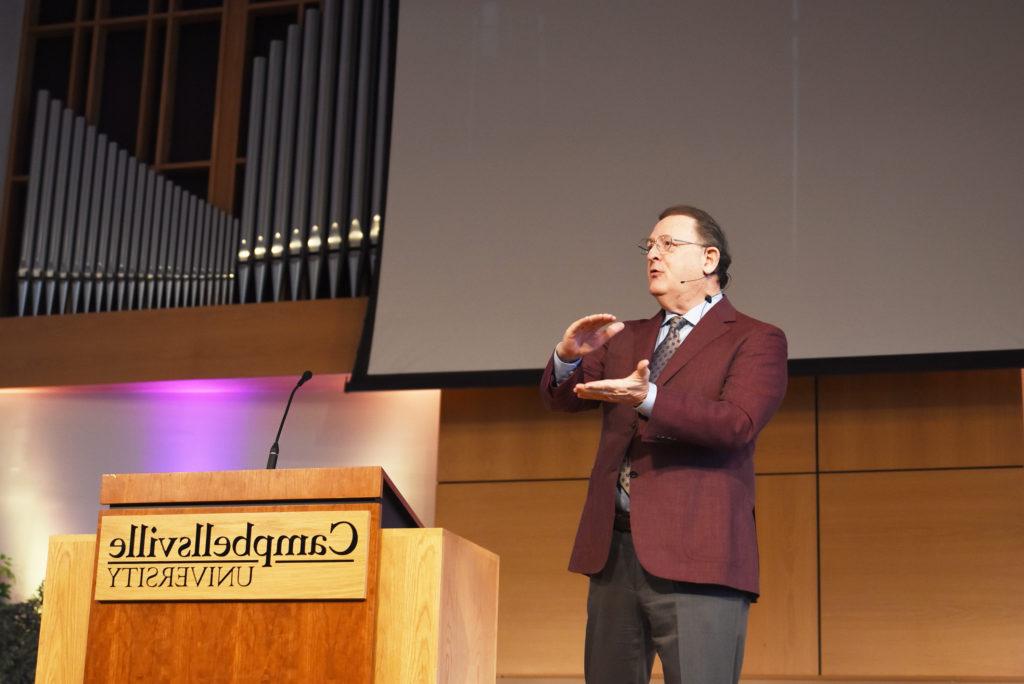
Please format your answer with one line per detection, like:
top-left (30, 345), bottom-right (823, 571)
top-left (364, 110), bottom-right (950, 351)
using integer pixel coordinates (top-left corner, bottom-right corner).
top-left (347, 290), bottom-right (1023, 391)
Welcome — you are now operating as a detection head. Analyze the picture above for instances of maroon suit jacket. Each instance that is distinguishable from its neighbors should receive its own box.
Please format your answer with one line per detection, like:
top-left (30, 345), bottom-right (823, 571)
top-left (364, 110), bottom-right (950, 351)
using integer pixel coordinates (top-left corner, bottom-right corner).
top-left (540, 297), bottom-right (787, 598)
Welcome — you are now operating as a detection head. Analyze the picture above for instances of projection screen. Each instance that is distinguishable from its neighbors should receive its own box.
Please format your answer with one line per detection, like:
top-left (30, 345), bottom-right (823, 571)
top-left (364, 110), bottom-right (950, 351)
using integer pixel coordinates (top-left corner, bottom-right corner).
top-left (358, 0), bottom-right (1024, 387)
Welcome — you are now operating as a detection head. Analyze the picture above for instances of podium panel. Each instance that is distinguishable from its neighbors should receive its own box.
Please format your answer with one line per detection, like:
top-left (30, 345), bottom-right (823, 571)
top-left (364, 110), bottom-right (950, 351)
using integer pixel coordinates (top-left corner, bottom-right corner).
top-left (36, 535), bottom-right (95, 683)
top-left (84, 503), bottom-right (382, 682)
top-left (376, 529), bottom-right (499, 682)
top-left (36, 467), bottom-right (498, 683)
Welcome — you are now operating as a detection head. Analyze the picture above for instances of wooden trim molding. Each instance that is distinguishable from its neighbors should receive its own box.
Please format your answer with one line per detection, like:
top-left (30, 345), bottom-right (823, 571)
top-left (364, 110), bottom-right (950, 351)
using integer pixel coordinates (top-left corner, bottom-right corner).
top-left (0, 297), bottom-right (367, 388)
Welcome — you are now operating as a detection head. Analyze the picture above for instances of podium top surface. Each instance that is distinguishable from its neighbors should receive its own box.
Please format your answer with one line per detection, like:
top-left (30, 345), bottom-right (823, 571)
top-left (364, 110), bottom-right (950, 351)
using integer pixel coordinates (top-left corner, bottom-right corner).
top-left (99, 467), bottom-right (422, 526)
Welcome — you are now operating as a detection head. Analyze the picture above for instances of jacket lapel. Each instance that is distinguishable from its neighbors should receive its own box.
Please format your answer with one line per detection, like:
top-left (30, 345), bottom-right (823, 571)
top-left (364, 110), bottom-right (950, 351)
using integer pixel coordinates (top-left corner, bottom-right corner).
top-left (633, 311), bottom-right (663, 368)
top-left (654, 297), bottom-right (736, 385)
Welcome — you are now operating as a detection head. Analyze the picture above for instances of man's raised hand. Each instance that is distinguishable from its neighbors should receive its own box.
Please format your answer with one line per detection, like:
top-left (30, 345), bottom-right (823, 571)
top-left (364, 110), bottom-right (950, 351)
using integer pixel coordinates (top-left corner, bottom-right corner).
top-left (555, 314), bottom-right (625, 362)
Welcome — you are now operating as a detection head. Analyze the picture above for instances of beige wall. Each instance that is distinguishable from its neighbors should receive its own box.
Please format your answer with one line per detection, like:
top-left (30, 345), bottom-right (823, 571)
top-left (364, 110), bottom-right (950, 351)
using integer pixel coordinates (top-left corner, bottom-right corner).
top-left (435, 370), bottom-right (1024, 678)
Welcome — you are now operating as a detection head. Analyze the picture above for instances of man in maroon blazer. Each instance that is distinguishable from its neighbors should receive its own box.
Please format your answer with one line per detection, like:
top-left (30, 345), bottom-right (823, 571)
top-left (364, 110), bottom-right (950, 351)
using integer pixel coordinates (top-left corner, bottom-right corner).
top-left (540, 205), bottom-right (788, 684)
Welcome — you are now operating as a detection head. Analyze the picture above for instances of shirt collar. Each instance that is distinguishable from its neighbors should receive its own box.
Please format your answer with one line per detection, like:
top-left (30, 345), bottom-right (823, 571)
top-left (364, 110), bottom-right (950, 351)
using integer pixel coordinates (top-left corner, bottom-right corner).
top-left (662, 292), bottom-right (724, 329)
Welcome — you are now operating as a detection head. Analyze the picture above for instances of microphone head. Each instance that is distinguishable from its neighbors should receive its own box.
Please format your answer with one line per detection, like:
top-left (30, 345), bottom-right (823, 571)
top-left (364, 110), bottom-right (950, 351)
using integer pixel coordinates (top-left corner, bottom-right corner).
top-left (298, 370), bottom-right (313, 386)
top-left (705, 295), bottom-right (713, 303)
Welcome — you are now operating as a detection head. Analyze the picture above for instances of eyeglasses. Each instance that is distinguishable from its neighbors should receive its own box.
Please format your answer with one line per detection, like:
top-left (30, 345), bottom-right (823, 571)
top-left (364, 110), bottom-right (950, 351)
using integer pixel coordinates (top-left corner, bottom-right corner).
top-left (637, 236), bottom-right (708, 256)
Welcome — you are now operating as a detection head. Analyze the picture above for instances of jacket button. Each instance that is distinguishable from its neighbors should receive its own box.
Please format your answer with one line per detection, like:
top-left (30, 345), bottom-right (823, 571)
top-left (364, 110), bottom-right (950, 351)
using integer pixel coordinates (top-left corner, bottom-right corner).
top-left (629, 471), bottom-right (638, 479)
top-left (630, 421), bottom-right (638, 430)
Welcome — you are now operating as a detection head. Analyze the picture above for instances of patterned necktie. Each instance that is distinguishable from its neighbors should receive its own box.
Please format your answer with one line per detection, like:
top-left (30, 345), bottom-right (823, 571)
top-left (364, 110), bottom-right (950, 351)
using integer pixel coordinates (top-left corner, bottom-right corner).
top-left (619, 315), bottom-right (690, 498)
top-left (649, 315), bottom-right (689, 382)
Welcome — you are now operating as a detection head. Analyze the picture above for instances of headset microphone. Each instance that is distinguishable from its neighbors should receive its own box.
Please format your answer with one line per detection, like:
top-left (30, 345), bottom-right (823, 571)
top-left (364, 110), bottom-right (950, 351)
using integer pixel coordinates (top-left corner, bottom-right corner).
top-left (678, 273), bottom-right (712, 284)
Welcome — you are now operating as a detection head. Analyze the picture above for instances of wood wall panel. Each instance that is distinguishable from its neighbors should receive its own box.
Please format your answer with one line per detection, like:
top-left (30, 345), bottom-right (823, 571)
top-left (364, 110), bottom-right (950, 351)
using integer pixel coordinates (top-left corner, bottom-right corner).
top-left (438, 377), bottom-right (814, 483)
top-left (436, 480), bottom-right (590, 677)
top-left (436, 475), bottom-right (820, 678)
top-left (744, 474), bottom-right (818, 676)
top-left (436, 371), bottom-right (1023, 679)
top-left (820, 468), bottom-right (1024, 677)
top-left (0, 297), bottom-right (366, 388)
top-left (755, 376), bottom-right (817, 474)
top-left (438, 387), bottom-right (599, 482)
top-left (208, 0), bottom-right (248, 211)
top-left (818, 370), bottom-right (1024, 471)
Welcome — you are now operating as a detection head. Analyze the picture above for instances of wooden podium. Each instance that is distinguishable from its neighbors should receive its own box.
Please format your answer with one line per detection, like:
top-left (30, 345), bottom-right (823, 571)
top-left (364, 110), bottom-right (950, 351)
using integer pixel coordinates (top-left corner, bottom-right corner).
top-left (35, 467), bottom-right (499, 683)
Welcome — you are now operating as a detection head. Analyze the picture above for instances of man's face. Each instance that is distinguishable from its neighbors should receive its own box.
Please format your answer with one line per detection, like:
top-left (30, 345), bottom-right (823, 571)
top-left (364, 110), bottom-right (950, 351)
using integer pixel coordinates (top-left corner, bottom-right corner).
top-left (645, 215), bottom-right (709, 302)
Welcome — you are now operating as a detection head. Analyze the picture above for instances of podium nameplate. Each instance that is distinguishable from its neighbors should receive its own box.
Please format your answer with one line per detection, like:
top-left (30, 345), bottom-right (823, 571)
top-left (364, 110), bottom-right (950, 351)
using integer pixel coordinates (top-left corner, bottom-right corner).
top-left (94, 510), bottom-right (369, 601)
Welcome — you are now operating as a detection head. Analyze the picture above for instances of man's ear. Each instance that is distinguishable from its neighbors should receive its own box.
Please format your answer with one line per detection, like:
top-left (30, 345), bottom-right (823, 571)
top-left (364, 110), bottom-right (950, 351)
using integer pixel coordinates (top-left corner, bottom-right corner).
top-left (703, 246), bottom-right (720, 275)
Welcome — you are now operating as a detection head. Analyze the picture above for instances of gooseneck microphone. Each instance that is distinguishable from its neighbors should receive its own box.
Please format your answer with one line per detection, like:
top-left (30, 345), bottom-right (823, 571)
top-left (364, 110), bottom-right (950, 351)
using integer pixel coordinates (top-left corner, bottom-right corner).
top-left (266, 370), bottom-right (313, 470)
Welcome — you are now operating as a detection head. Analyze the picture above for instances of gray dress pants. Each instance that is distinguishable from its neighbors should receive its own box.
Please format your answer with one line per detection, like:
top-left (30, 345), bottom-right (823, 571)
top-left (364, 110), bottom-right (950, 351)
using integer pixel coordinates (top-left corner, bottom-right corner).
top-left (584, 528), bottom-right (750, 684)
